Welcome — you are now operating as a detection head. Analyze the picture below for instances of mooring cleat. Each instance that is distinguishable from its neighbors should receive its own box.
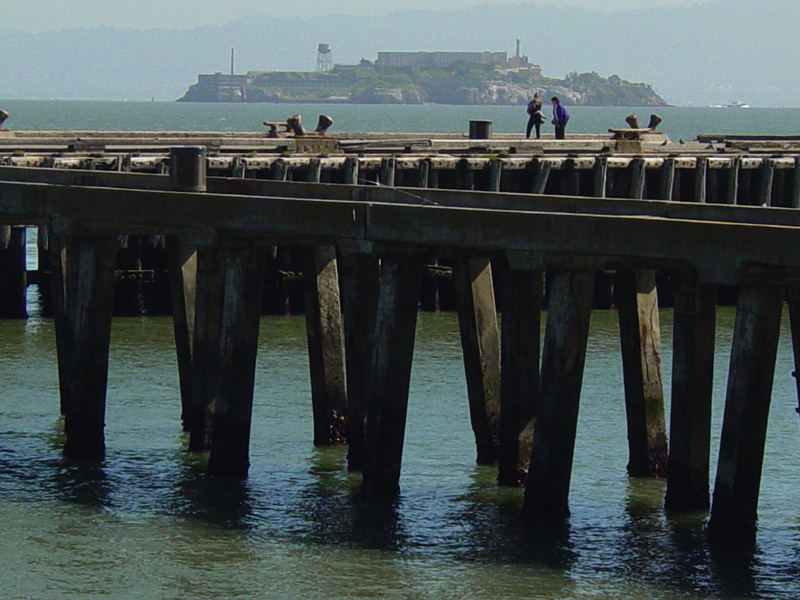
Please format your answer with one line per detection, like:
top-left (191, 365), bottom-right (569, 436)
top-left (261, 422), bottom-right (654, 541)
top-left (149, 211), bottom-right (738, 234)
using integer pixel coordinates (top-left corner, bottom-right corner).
top-left (315, 114), bottom-right (334, 135)
top-left (648, 114), bottom-right (663, 131)
top-left (286, 114), bottom-right (306, 137)
top-left (625, 114), bottom-right (640, 129)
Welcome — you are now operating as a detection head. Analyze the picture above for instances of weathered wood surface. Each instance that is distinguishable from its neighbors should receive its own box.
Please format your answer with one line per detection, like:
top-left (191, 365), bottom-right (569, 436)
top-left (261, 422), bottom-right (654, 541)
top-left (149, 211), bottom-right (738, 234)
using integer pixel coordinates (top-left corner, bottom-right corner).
top-left (707, 286), bottom-right (783, 543)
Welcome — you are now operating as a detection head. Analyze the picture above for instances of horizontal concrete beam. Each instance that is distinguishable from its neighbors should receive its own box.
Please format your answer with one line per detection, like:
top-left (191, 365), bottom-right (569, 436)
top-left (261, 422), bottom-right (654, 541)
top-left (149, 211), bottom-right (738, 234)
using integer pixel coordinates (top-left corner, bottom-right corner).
top-left (1, 178), bottom-right (800, 285)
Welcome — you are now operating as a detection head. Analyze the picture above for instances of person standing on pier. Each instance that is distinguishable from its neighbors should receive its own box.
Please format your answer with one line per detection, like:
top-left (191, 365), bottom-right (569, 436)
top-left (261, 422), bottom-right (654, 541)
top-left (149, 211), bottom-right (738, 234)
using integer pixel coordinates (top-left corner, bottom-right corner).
top-left (551, 96), bottom-right (569, 140)
top-left (525, 93), bottom-right (545, 139)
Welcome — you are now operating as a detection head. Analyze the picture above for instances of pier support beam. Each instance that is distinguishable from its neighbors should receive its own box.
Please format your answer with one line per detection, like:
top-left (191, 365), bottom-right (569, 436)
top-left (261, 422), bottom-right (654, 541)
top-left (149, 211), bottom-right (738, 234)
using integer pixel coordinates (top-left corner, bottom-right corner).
top-left (497, 266), bottom-right (542, 486)
top-left (337, 249), bottom-right (380, 472)
top-left (361, 254), bottom-right (423, 497)
top-left (0, 226), bottom-right (27, 318)
top-left (665, 269), bottom-right (716, 511)
top-left (61, 235), bottom-right (117, 459)
top-left (186, 246), bottom-right (225, 451)
top-left (708, 285), bottom-right (783, 543)
top-left (453, 257), bottom-right (501, 464)
top-left (615, 270), bottom-right (669, 477)
top-left (207, 246), bottom-right (266, 479)
top-left (522, 271), bottom-right (594, 517)
top-left (303, 246), bottom-right (348, 445)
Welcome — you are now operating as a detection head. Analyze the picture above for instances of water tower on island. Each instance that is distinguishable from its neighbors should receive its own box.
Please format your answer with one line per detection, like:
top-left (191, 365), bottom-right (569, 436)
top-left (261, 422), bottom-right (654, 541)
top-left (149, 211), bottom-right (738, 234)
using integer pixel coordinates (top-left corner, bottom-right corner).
top-left (316, 43), bottom-right (333, 72)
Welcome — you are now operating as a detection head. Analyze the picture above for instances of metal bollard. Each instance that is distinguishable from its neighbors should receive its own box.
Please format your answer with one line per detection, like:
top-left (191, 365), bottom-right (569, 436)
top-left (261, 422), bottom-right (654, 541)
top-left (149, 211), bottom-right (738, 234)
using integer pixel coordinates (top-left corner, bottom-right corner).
top-left (169, 146), bottom-right (207, 192)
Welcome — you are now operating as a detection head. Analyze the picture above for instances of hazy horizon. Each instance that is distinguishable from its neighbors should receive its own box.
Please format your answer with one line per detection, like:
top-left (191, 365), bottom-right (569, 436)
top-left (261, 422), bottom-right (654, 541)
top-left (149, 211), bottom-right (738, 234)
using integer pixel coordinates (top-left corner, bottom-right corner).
top-left (0, 0), bottom-right (796, 107)
top-left (5, 0), bottom-right (716, 31)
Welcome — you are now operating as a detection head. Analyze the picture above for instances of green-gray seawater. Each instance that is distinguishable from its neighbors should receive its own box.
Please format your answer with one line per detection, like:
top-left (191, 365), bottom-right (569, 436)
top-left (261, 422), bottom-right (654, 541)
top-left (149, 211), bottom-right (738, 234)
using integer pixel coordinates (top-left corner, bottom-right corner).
top-left (2, 102), bottom-right (800, 599)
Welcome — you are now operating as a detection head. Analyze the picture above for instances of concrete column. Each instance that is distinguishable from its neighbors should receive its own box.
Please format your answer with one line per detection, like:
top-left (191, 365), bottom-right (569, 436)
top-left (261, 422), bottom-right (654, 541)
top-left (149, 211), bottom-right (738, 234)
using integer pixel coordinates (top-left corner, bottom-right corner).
top-left (497, 266), bottom-right (542, 486)
top-left (522, 271), bottom-right (594, 517)
top-left (62, 235), bottom-right (117, 459)
top-left (708, 285), bottom-right (783, 543)
top-left (615, 270), bottom-right (669, 477)
top-left (453, 257), bottom-right (501, 464)
top-left (207, 246), bottom-right (267, 479)
top-left (361, 254), bottom-right (423, 497)
top-left (665, 269), bottom-right (716, 511)
top-left (49, 233), bottom-right (73, 416)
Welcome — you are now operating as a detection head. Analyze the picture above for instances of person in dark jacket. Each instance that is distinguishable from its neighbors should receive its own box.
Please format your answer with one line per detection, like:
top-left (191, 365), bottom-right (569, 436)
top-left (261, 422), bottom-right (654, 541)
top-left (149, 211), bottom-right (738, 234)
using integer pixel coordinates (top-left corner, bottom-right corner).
top-left (525, 92), bottom-right (545, 139)
top-left (551, 96), bottom-right (570, 140)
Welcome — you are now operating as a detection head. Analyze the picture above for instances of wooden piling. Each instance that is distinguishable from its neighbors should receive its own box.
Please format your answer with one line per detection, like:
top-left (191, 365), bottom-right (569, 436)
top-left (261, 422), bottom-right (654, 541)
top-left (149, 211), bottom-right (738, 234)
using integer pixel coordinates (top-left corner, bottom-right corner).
top-left (593, 157), bottom-right (608, 199)
top-left (694, 157), bottom-right (708, 203)
top-left (615, 270), bottom-right (669, 477)
top-left (337, 249), bottom-right (380, 472)
top-left (532, 159), bottom-right (552, 194)
top-left (187, 246), bottom-right (225, 451)
top-left (207, 246), bottom-right (267, 478)
top-left (660, 157), bottom-right (676, 201)
top-left (304, 161), bottom-right (348, 446)
top-left (726, 157), bottom-right (741, 205)
top-left (497, 266), bottom-right (542, 486)
top-left (361, 254), bottom-right (423, 497)
top-left (303, 245), bottom-right (348, 445)
top-left (630, 158), bottom-right (646, 201)
top-left (62, 235), bottom-right (117, 459)
top-left (665, 269), bottom-right (716, 511)
top-left (49, 232), bottom-right (72, 415)
top-left (791, 157), bottom-right (800, 209)
top-left (522, 271), bottom-right (594, 517)
top-left (758, 158), bottom-right (775, 207)
top-left (0, 226), bottom-right (27, 318)
top-left (707, 285), bottom-right (783, 543)
top-left (453, 258), bottom-right (501, 464)
top-left (166, 147), bottom-right (206, 431)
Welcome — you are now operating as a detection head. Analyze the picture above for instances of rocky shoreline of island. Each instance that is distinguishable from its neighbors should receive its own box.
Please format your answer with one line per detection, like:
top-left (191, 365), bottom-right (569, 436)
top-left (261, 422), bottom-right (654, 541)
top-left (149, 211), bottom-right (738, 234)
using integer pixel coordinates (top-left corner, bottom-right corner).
top-left (178, 61), bottom-right (667, 107)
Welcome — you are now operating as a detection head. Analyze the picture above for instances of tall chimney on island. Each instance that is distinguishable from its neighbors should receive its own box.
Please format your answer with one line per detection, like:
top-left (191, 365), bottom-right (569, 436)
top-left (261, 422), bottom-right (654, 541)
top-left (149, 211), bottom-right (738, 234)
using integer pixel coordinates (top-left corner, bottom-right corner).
top-left (230, 48), bottom-right (235, 75)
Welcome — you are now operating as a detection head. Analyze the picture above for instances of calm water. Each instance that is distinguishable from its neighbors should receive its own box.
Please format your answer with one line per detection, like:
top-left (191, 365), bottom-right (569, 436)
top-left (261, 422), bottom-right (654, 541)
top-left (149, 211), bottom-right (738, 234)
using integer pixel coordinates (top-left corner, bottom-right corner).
top-left (2, 99), bottom-right (799, 143)
top-left (2, 102), bottom-right (800, 599)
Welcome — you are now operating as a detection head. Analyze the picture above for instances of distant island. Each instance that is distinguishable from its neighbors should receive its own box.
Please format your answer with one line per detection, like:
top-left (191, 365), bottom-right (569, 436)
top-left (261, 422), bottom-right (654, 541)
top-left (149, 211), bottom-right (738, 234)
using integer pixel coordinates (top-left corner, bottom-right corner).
top-left (177, 48), bottom-right (667, 107)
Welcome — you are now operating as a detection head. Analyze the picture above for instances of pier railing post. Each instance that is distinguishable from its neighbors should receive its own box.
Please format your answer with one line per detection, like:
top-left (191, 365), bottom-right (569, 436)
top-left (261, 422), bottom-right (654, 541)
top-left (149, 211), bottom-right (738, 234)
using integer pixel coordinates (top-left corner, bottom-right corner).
top-left (522, 270), bottom-right (594, 517)
top-left (361, 252), bottom-right (423, 497)
top-left (708, 285), bottom-right (783, 543)
top-left (665, 268), bottom-right (716, 511)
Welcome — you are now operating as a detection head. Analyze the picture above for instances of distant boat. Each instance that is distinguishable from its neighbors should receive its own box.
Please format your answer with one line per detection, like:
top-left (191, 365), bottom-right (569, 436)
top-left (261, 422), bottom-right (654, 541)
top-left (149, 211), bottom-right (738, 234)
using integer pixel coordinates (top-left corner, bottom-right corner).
top-left (711, 101), bottom-right (750, 108)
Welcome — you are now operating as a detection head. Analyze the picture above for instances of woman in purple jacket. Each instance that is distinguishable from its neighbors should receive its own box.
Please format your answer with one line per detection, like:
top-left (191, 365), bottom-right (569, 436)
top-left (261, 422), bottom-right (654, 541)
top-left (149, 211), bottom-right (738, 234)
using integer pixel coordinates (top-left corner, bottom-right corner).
top-left (551, 96), bottom-right (570, 140)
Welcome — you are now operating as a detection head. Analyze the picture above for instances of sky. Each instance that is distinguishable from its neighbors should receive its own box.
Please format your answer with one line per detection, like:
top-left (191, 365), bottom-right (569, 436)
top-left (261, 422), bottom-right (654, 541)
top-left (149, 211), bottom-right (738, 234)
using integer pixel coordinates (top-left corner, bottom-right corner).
top-left (6, 0), bottom-right (715, 31)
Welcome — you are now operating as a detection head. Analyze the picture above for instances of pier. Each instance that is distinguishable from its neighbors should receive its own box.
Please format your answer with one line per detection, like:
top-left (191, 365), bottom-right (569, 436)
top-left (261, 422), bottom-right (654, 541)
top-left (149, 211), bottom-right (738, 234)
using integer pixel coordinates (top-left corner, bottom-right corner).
top-left (1, 125), bottom-right (800, 544)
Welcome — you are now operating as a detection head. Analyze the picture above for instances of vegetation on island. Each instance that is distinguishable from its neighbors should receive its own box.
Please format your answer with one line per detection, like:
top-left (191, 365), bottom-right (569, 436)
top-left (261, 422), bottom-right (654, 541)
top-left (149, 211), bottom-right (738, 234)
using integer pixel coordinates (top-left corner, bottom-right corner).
top-left (178, 61), bottom-right (667, 107)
